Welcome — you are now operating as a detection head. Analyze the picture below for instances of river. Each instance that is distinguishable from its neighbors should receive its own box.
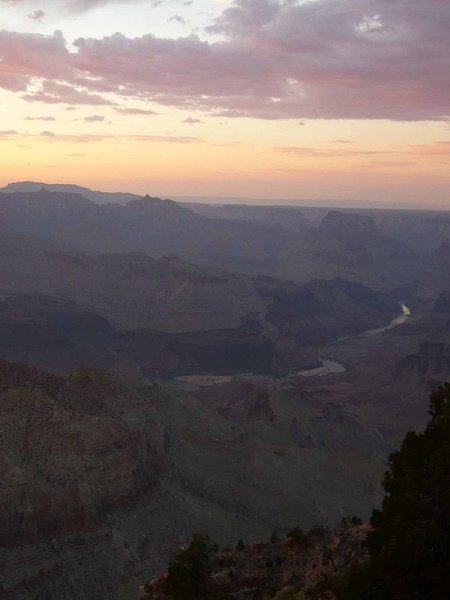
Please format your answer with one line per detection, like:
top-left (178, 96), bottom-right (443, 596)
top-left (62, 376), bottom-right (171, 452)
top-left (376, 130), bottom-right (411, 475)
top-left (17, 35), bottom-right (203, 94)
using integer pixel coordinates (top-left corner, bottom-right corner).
top-left (294, 303), bottom-right (411, 378)
top-left (173, 304), bottom-right (412, 385)
top-left (362, 303), bottom-right (411, 336)
top-left (290, 358), bottom-right (347, 378)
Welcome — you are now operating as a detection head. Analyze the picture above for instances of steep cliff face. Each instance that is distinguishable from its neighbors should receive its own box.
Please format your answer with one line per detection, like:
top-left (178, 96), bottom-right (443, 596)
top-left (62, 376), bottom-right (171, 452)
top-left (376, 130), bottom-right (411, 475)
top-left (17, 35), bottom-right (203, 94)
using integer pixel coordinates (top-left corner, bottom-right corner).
top-left (0, 362), bottom-right (165, 548)
top-left (401, 340), bottom-right (450, 383)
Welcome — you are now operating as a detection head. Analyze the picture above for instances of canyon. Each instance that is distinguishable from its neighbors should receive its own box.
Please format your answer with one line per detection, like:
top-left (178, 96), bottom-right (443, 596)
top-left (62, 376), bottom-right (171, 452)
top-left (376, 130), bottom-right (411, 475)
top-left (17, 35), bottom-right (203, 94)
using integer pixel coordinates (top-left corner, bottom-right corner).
top-left (0, 184), bottom-right (448, 599)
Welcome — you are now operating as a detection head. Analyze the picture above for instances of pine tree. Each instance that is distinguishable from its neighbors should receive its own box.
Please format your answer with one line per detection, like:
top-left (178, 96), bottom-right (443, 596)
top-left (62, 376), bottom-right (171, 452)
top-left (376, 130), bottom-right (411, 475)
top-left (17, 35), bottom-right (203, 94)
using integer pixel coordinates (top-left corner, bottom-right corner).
top-left (332, 383), bottom-right (450, 599)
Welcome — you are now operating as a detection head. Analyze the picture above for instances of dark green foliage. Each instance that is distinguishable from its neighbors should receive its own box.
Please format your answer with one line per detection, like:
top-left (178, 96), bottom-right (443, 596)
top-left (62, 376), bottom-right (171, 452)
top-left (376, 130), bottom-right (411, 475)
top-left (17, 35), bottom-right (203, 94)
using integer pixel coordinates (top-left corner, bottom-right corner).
top-left (332, 383), bottom-right (450, 599)
top-left (166, 534), bottom-right (214, 599)
top-left (166, 534), bottom-right (232, 600)
top-left (287, 526), bottom-right (307, 547)
top-left (236, 539), bottom-right (245, 551)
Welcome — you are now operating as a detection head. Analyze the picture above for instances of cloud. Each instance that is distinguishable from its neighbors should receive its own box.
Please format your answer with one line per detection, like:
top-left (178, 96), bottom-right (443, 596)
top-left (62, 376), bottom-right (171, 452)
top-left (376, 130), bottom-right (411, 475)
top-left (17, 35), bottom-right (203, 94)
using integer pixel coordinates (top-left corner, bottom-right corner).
top-left (7, 130), bottom-right (200, 144)
top-left (23, 80), bottom-right (114, 105)
top-left (114, 107), bottom-right (158, 115)
top-left (28, 9), bottom-right (45, 21)
top-left (25, 115), bottom-right (55, 121)
top-left (45, 133), bottom-right (107, 142)
top-left (0, 130), bottom-right (18, 137)
top-left (276, 146), bottom-right (395, 158)
top-left (0, 30), bottom-right (69, 91)
top-left (0, 0), bottom-right (180, 13)
top-left (410, 141), bottom-right (450, 156)
top-left (128, 134), bottom-right (199, 143)
top-left (182, 117), bottom-right (202, 124)
top-left (83, 114), bottom-right (105, 122)
top-left (168, 14), bottom-right (186, 25)
top-left (0, 0), bottom-right (449, 120)
top-left (370, 161), bottom-right (417, 167)
top-left (0, 0), bottom-right (145, 13)
top-left (69, 0), bottom-right (157, 11)
top-left (69, 0), bottom-right (450, 120)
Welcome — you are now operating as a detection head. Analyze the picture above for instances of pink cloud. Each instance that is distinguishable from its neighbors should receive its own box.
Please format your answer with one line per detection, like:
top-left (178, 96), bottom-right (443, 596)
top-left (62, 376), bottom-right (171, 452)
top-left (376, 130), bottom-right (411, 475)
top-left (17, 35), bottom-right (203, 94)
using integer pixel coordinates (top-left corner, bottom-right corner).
top-left (0, 0), bottom-right (143, 12)
top-left (0, 30), bottom-right (69, 91)
top-left (0, 0), bottom-right (449, 120)
top-left (22, 80), bottom-right (114, 105)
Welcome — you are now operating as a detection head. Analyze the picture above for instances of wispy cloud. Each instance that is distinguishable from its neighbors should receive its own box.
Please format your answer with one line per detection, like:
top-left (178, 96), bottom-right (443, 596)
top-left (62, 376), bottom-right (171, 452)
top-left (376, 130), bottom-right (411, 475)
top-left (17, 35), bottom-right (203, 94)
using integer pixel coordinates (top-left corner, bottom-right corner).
top-left (83, 114), bottom-right (105, 122)
top-left (0, 130), bottom-right (18, 137)
top-left (27, 9), bottom-right (46, 21)
top-left (182, 117), bottom-right (202, 124)
top-left (114, 107), bottom-right (158, 115)
top-left (25, 115), bottom-right (56, 121)
top-left (276, 147), bottom-right (395, 158)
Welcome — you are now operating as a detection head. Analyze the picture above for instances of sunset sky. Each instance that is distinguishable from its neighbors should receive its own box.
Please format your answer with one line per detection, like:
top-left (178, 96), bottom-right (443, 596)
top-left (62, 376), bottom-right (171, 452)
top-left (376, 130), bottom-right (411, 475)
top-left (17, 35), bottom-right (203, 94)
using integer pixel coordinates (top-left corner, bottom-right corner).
top-left (0, 0), bottom-right (449, 206)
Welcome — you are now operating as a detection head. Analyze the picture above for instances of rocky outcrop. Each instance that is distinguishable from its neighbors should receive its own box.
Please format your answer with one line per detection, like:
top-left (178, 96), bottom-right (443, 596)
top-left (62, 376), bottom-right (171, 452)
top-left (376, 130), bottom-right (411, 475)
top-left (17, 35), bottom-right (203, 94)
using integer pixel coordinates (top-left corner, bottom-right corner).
top-left (138, 524), bottom-right (369, 600)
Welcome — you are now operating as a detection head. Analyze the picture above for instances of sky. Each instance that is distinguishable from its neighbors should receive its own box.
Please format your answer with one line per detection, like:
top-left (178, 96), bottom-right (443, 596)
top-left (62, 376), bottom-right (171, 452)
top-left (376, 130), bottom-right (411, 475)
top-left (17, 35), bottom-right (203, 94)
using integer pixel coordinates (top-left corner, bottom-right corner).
top-left (0, 0), bottom-right (449, 206)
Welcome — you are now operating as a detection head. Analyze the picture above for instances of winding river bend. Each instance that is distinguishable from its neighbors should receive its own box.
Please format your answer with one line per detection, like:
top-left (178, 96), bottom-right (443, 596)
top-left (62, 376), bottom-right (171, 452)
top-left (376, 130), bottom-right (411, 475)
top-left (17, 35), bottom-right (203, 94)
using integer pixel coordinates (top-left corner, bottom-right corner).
top-left (291, 358), bottom-right (347, 378)
top-left (294, 303), bottom-right (411, 378)
top-left (173, 304), bottom-right (412, 386)
top-left (362, 303), bottom-right (411, 336)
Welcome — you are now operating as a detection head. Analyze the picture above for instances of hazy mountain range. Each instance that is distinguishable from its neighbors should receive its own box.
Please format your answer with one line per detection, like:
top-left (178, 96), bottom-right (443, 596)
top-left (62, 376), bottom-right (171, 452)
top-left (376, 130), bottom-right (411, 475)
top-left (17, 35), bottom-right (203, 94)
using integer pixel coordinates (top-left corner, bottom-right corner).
top-left (0, 182), bottom-right (449, 599)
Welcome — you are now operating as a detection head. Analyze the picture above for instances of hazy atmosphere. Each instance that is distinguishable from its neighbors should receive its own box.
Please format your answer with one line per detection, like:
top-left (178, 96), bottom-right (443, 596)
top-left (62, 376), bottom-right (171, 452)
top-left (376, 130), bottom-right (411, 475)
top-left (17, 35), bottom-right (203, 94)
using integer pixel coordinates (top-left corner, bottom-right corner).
top-left (0, 0), bottom-right (449, 205)
top-left (1, 2), bottom-right (450, 600)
